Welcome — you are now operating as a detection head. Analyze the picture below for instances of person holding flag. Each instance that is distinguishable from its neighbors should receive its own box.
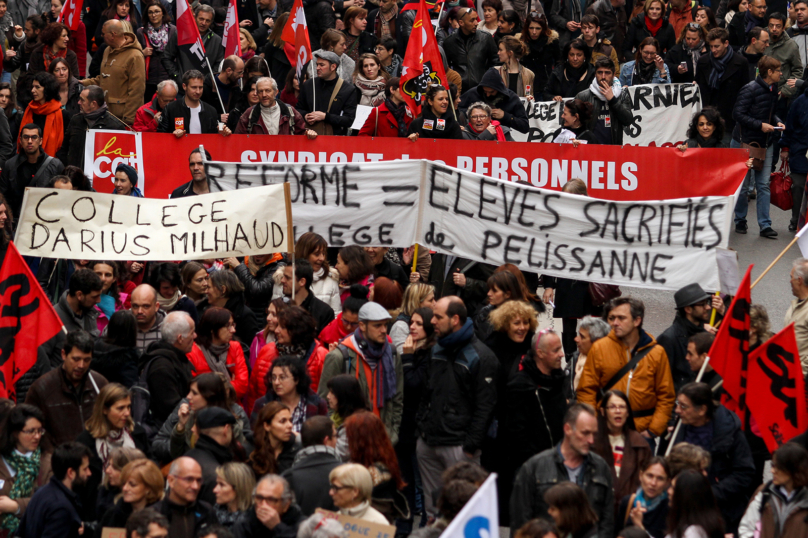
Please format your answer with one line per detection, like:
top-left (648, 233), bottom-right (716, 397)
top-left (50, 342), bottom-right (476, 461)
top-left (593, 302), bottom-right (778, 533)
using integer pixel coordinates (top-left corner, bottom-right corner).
top-left (162, 3), bottom-right (223, 88)
top-left (406, 84), bottom-right (462, 139)
top-left (296, 50), bottom-right (357, 135)
top-left (399, 0), bottom-right (450, 116)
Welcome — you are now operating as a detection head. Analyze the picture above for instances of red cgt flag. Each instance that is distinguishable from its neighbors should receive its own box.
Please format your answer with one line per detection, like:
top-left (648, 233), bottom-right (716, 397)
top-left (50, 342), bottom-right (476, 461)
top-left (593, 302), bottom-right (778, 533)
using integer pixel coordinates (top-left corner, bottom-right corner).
top-left (708, 264), bottom-right (753, 424)
top-left (399, 0), bottom-right (449, 116)
top-left (746, 323), bottom-right (808, 452)
top-left (222, 0), bottom-right (242, 58)
top-left (176, 0), bottom-right (204, 49)
top-left (282, 0), bottom-right (312, 80)
top-left (59, 0), bottom-right (82, 31)
top-left (0, 242), bottom-right (64, 401)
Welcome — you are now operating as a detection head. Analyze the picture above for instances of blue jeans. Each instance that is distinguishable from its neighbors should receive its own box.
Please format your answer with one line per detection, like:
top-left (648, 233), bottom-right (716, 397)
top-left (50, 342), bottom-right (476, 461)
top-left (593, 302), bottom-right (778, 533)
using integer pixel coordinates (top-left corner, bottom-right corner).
top-left (732, 139), bottom-right (773, 229)
top-left (0, 71), bottom-right (10, 84)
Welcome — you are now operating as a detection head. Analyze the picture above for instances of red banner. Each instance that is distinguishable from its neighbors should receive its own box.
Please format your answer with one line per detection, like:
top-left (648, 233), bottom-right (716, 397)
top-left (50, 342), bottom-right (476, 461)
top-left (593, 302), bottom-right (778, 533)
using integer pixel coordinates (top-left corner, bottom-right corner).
top-left (747, 323), bottom-right (808, 452)
top-left (0, 243), bottom-right (64, 401)
top-left (400, 0), bottom-right (448, 115)
top-left (84, 132), bottom-right (749, 200)
top-left (282, 0), bottom-right (312, 80)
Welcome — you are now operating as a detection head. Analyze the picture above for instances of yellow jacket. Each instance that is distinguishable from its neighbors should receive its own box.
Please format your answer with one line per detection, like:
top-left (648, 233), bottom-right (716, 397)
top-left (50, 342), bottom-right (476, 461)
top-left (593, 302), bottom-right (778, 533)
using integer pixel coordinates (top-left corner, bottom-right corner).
top-left (577, 329), bottom-right (675, 436)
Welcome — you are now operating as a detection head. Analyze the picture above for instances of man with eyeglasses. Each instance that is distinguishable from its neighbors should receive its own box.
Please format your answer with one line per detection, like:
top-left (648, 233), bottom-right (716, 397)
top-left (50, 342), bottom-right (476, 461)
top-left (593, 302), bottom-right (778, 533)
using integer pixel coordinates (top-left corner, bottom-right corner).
top-left (153, 457), bottom-right (216, 538)
top-left (658, 283), bottom-right (726, 392)
top-left (0, 123), bottom-right (64, 219)
top-left (765, 12), bottom-right (804, 101)
top-left (233, 474), bottom-right (303, 538)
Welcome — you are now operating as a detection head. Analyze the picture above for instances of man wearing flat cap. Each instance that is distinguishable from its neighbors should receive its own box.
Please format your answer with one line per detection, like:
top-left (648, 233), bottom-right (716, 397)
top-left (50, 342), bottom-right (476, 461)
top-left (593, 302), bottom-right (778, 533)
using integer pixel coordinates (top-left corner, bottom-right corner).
top-left (657, 283), bottom-right (726, 392)
top-left (318, 301), bottom-right (403, 445)
top-left (184, 407), bottom-right (236, 505)
top-left (295, 49), bottom-right (357, 136)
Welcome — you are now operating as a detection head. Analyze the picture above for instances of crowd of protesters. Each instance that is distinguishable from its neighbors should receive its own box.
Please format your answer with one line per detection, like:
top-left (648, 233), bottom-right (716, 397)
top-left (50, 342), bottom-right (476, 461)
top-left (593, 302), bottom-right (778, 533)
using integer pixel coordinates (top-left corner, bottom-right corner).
top-left (1, 1), bottom-right (808, 538)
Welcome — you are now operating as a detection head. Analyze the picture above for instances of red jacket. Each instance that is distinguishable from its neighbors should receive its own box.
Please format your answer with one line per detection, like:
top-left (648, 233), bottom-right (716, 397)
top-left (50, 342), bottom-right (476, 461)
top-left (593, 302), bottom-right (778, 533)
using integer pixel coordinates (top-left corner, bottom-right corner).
top-left (187, 342), bottom-right (250, 400)
top-left (319, 313), bottom-right (352, 347)
top-left (246, 341), bottom-right (328, 415)
top-left (133, 96), bottom-right (162, 132)
top-left (357, 101), bottom-right (413, 137)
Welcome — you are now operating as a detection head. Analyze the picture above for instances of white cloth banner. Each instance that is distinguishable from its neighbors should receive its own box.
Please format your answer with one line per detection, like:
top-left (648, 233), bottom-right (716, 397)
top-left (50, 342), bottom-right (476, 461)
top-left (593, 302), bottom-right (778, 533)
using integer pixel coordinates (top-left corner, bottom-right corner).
top-left (13, 184), bottom-right (294, 260)
top-left (439, 474), bottom-right (499, 538)
top-left (204, 159), bottom-right (734, 291)
top-left (514, 83), bottom-right (702, 146)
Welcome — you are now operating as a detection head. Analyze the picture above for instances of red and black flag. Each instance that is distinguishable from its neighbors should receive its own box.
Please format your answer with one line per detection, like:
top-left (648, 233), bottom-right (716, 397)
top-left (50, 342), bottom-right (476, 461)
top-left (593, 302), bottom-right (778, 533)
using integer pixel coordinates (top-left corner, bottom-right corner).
top-left (746, 323), bottom-right (808, 452)
top-left (0, 242), bottom-right (64, 401)
top-left (399, 0), bottom-right (448, 115)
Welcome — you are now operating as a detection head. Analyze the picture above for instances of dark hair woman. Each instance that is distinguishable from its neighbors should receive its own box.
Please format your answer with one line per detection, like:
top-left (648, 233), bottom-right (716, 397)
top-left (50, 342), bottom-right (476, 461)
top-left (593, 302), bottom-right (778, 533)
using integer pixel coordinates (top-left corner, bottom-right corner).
top-left (407, 85), bottom-right (463, 140)
top-left (296, 232), bottom-right (341, 313)
top-left (90, 260), bottom-right (125, 333)
top-left (619, 36), bottom-right (669, 87)
top-left (93, 310), bottom-right (140, 388)
top-left (249, 298), bottom-right (288, 371)
top-left (494, 9), bottom-right (521, 43)
top-left (63, 165), bottom-right (94, 192)
top-left (202, 269), bottom-right (261, 353)
top-left (152, 372), bottom-right (253, 463)
top-left (44, 0), bottom-right (87, 78)
top-left (0, 83), bottom-right (22, 142)
top-left (325, 374), bottom-right (370, 461)
top-left (0, 193), bottom-right (12, 266)
top-left (246, 306), bottom-right (328, 414)
top-left (592, 390), bottom-right (651, 510)
top-left (95, 446), bottom-right (146, 520)
top-left (97, 0), bottom-right (141, 44)
top-left (544, 482), bottom-right (598, 538)
top-left (623, 0), bottom-right (676, 59)
top-left (249, 401), bottom-right (298, 476)
top-left (250, 355), bottom-right (328, 428)
top-left (0, 405), bottom-right (52, 537)
top-left (678, 106), bottom-right (727, 150)
top-left (28, 22), bottom-right (80, 79)
top-left (666, 23), bottom-right (706, 84)
top-left (335, 246), bottom-right (375, 303)
top-left (474, 270), bottom-right (526, 341)
top-left (280, 69), bottom-right (300, 108)
top-left (666, 470), bottom-right (724, 538)
top-left (694, 7), bottom-right (717, 32)
top-left (136, 0), bottom-right (174, 102)
top-left (618, 456), bottom-right (671, 538)
top-left (521, 13), bottom-right (559, 95)
top-left (20, 71), bottom-right (68, 157)
top-left (148, 262), bottom-right (199, 324)
top-left (187, 307), bottom-right (250, 400)
top-left (47, 57), bottom-right (82, 121)
top-left (544, 39), bottom-right (594, 101)
top-left (552, 98), bottom-right (596, 144)
top-left (226, 75), bottom-right (262, 131)
top-left (181, 261), bottom-right (209, 304)
top-left (345, 411), bottom-right (407, 522)
top-left (341, 7), bottom-right (378, 63)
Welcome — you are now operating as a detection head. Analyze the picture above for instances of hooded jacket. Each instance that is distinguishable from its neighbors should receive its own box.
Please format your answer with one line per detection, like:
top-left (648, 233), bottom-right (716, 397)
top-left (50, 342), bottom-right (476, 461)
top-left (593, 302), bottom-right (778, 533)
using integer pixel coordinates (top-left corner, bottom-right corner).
top-left (765, 31), bottom-right (804, 98)
top-left (142, 340), bottom-right (194, 427)
top-left (134, 94), bottom-right (169, 132)
top-left (577, 329), bottom-right (675, 436)
top-left (459, 69), bottom-right (530, 133)
top-left (92, 339), bottom-right (140, 388)
top-left (81, 32), bottom-right (146, 125)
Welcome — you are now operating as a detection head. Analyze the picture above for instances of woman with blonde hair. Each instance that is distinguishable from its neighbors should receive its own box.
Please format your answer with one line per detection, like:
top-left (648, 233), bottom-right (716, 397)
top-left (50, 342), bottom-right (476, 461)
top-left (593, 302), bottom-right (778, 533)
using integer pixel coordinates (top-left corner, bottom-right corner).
top-left (96, 447), bottom-right (147, 520)
top-left (76, 383), bottom-right (149, 521)
top-left (239, 28), bottom-right (257, 62)
top-left (328, 463), bottom-right (389, 523)
top-left (213, 462), bottom-right (256, 528)
top-left (99, 459), bottom-right (164, 527)
top-left (389, 283), bottom-right (435, 355)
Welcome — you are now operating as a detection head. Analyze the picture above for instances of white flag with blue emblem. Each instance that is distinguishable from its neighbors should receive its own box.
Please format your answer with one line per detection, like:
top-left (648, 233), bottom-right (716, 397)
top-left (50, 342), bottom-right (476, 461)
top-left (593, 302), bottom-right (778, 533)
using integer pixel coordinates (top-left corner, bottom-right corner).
top-left (439, 473), bottom-right (499, 538)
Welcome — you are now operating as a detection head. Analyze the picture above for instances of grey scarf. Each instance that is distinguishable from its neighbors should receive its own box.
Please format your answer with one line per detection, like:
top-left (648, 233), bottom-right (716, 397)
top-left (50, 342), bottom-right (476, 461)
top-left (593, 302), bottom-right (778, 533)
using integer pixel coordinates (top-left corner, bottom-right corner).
top-left (84, 103), bottom-right (109, 127)
top-left (201, 342), bottom-right (230, 377)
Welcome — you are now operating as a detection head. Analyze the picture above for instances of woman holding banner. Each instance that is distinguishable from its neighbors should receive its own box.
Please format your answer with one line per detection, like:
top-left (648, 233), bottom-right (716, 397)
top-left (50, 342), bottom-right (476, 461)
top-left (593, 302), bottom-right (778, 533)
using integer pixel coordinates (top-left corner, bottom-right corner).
top-left (678, 107), bottom-right (728, 149)
top-left (543, 39), bottom-right (594, 101)
top-left (407, 85), bottom-right (463, 140)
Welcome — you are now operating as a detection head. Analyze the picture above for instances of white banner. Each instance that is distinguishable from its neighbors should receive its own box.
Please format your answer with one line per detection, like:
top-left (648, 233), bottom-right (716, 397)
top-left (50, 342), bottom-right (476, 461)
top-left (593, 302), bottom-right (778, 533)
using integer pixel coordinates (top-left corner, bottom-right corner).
top-left (204, 159), bottom-right (734, 291)
top-left (14, 184), bottom-right (294, 260)
top-left (440, 474), bottom-right (499, 538)
top-left (514, 83), bottom-right (702, 146)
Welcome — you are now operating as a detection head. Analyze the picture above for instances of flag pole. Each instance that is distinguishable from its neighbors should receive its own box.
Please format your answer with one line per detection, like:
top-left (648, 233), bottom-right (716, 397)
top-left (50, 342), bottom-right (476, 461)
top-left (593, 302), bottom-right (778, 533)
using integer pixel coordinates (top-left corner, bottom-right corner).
top-left (430, 0), bottom-right (456, 121)
top-left (665, 355), bottom-right (712, 456)
top-left (750, 234), bottom-right (800, 289)
top-left (204, 55), bottom-right (228, 117)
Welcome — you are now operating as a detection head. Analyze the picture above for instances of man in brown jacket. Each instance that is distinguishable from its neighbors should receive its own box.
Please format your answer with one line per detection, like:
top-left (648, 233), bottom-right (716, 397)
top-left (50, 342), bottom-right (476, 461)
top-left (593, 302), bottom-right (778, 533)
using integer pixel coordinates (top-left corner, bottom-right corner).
top-left (81, 19), bottom-right (146, 126)
top-left (577, 296), bottom-right (675, 438)
top-left (25, 330), bottom-right (108, 447)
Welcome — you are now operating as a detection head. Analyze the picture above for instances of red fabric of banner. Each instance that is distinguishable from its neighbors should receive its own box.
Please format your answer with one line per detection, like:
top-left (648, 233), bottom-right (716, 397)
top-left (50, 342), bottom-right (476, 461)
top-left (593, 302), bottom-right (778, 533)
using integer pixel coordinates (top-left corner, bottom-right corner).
top-left (0, 242), bottom-right (64, 401)
top-left (746, 323), bottom-right (808, 452)
top-left (400, 0), bottom-right (448, 115)
top-left (282, 0), bottom-right (312, 78)
top-left (223, 0), bottom-right (242, 58)
top-left (59, 0), bottom-right (82, 31)
top-left (176, 0), bottom-right (204, 48)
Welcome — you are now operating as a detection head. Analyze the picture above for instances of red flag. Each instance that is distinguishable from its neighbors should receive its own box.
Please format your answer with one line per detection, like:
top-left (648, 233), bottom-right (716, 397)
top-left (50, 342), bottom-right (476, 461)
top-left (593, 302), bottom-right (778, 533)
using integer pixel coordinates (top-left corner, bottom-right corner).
top-left (222, 0), bottom-right (242, 58)
top-left (708, 264), bottom-right (753, 424)
top-left (281, 0), bottom-right (312, 80)
top-left (400, 0), bottom-right (449, 115)
top-left (58, 0), bottom-right (82, 31)
top-left (176, 0), bottom-right (205, 49)
top-left (746, 323), bottom-right (808, 452)
top-left (0, 242), bottom-right (64, 401)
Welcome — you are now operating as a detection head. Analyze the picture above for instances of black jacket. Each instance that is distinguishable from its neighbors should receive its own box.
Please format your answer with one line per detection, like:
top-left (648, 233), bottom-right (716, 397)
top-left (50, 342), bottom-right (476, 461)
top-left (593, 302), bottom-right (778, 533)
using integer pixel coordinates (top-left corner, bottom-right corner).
top-left (304, 0), bottom-right (337, 56)
top-left (232, 503), bottom-right (303, 538)
top-left (522, 36), bottom-right (562, 97)
top-left (443, 29), bottom-right (499, 91)
top-left (541, 276), bottom-right (598, 319)
top-left (281, 448), bottom-right (341, 516)
top-left (100, 498), bottom-right (137, 529)
top-left (399, 345), bottom-right (431, 447)
top-left (375, 257), bottom-right (409, 291)
top-left (0, 111), bottom-right (13, 170)
top-left (543, 63), bottom-right (595, 101)
top-left (152, 497), bottom-right (218, 538)
top-left (510, 445), bottom-right (614, 538)
top-left (623, 14), bottom-right (677, 59)
top-left (161, 27), bottom-right (224, 86)
top-left (0, 152), bottom-right (65, 217)
top-left (59, 110), bottom-right (128, 168)
top-left (657, 314), bottom-right (705, 392)
top-left (502, 355), bottom-right (567, 470)
top-left (549, 0), bottom-right (583, 48)
top-left (17, 477), bottom-right (82, 538)
top-left (574, 85), bottom-right (635, 145)
top-left (408, 107), bottom-right (464, 140)
top-left (696, 50), bottom-right (750, 134)
top-left (300, 291), bottom-right (335, 339)
top-left (225, 293), bottom-right (261, 352)
top-left (426, 255), bottom-right (495, 317)
top-left (732, 76), bottom-right (782, 146)
top-left (728, 10), bottom-right (765, 48)
top-left (671, 405), bottom-right (756, 532)
top-left (459, 68), bottom-right (530, 133)
top-left (416, 319), bottom-right (499, 453)
top-left (202, 72), bottom-right (244, 115)
top-left (664, 43), bottom-right (703, 83)
top-left (185, 434), bottom-right (234, 506)
top-left (295, 76), bottom-right (357, 136)
top-left (170, 180), bottom-right (207, 199)
top-left (92, 339), bottom-right (141, 388)
top-left (158, 98), bottom-right (221, 134)
top-left (233, 259), bottom-right (285, 317)
top-left (143, 341), bottom-right (194, 426)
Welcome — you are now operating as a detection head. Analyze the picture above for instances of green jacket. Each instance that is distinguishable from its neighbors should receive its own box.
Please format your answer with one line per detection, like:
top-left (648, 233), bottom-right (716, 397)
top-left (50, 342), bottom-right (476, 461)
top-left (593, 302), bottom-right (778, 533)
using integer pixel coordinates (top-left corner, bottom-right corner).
top-left (318, 335), bottom-right (404, 446)
top-left (766, 32), bottom-right (804, 98)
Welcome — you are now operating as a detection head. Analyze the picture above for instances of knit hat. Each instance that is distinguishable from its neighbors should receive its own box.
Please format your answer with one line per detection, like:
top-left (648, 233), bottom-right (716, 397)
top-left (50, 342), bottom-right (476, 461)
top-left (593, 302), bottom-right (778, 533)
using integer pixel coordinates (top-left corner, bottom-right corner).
top-left (115, 163), bottom-right (138, 185)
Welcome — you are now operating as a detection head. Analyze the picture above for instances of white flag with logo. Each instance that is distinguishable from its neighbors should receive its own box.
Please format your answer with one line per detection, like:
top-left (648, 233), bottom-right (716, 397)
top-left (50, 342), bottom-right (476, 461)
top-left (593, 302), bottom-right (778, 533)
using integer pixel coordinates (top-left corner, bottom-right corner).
top-left (439, 474), bottom-right (499, 538)
top-left (798, 223), bottom-right (808, 258)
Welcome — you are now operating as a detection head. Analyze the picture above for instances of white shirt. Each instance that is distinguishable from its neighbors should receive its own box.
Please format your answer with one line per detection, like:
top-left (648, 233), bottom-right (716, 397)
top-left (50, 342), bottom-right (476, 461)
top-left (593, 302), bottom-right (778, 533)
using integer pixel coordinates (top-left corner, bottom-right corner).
top-left (188, 104), bottom-right (202, 134)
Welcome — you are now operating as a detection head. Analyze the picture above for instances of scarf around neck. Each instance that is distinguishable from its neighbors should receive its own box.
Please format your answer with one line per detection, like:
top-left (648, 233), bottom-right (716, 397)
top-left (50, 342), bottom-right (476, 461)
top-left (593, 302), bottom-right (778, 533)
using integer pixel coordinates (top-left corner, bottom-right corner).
top-left (745, 9), bottom-right (765, 33)
top-left (96, 428), bottom-right (135, 472)
top-left (469, 120), bottom-right (506, 141)
top-left (20, 99), bottom-right (64, 156)
top-left (378, 2), bottom-right (398, 40)
top-left (696, 133), bottom-right (721, 147)
top-left (635, 485), bottom-right (668, 512)
top-left (43, 46), bottom-right (67, 71)
top-left (84, 102), bottom-right (109, 127)
top-left (201, 342), bottom-right (231, 377)
top-left (157, 289), bottom-right (181, 311)
top-left (708, 44), bottom-right (734, 89)
top-left (0, 449), bottom-right (41, 533)
top-left (355, 74), bottom-right (386, 107)
top-left (277, 342), bottom-right (307, 359)
top-left (146, 23), bottom-right (170, 52)
top-left (645, 15), bottom-right (663, 36)
top-left (353, 328), bottom-right (396, 408)
top-left (635, 59), bottom-right (657, 84)
top-left (589, 76), bottom-right (623, 101)
top-left (565, 62), bottom-right (588, 84)
top-left (385, 97), bottom-right (408, 137)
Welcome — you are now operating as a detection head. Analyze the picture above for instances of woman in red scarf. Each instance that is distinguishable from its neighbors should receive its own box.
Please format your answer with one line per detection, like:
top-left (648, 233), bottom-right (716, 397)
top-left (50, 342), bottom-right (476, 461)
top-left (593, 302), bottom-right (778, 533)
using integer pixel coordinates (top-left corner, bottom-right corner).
top-left (28, 22), bottom-right (80, 79)
top-left (623, 0), bottom-right (676, 60)
top-left (462, 102), bottom-right (513, 141)
top-left (18, 72), bottom-right (67, 158)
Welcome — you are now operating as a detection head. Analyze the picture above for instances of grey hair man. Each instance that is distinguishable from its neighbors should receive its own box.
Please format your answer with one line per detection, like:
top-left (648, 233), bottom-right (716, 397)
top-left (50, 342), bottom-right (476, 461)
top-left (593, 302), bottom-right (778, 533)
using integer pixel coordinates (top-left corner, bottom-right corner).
top-left (786, 258), bottom-right (808, 376)
top-left (233, 474), bottom-right (304, 538)
top-left (235, 76), bottom-right (316, 137)
top-left (60, 83), bottom-right (128, 167)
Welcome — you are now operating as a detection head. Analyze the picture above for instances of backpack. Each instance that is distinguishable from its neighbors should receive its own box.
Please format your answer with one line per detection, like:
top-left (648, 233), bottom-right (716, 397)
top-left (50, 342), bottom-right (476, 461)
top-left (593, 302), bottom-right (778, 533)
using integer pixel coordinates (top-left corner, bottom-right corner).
top-left (131, 350), bottom-right (174, 440)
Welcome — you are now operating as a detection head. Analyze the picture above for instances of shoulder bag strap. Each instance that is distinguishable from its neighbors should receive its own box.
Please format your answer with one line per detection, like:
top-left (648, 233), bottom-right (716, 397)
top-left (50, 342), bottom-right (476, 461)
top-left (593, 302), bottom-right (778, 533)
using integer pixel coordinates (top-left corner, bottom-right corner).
top-left (326, 78), bottom-right (344, 115)
top-left (624, 493), bottom-right (637, 525)
top-left (598, 345), bottom-right (654, 403)
top-left (375, 107), bottom-right (379, 137)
